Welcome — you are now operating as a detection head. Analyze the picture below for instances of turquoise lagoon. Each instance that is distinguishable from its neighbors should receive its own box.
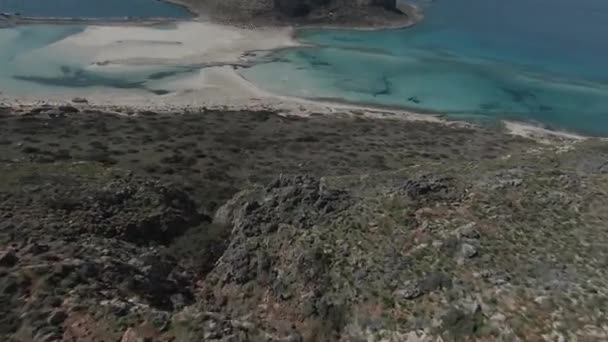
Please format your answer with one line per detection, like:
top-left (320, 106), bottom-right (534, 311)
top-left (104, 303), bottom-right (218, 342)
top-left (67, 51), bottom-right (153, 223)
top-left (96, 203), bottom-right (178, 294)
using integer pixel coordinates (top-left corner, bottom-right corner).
top-left (0, 0), bottom-right (194, 95)
top-left (0, 0), bottom-right (192, 19)
top-left (2, 0), bottom-right (608, 135)
top-left (0, 24), bottom-right (192, 96)
top-left (241, 0), bottom-right (608, 136)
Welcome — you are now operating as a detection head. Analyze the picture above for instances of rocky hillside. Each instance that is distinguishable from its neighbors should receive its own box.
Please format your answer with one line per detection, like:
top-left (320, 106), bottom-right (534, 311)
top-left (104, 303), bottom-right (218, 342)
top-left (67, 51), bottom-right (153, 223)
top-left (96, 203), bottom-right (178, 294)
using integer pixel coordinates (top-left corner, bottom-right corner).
top-left (1, 105), bottom-right (608, 341)
top-left (272, 0), bottom-right (398, 17)
top-left (200, 143), bottom-right (608, 341)
top-left (186, 0), bottom-right (412, 27)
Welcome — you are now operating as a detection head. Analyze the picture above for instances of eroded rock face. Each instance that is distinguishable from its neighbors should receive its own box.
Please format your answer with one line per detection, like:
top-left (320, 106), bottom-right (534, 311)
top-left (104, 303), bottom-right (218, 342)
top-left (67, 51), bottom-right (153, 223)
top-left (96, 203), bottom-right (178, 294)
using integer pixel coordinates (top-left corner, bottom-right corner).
top-left (372, 0), bottom-right (397, 10)
top-left (204, 0), bottom-right (399, 19)
top-left (205, 175), bottom-right (352, 334)
top-left (274, 0), bottom-right (330, 17)
top-left (273, 0), bottom-right (396, 16)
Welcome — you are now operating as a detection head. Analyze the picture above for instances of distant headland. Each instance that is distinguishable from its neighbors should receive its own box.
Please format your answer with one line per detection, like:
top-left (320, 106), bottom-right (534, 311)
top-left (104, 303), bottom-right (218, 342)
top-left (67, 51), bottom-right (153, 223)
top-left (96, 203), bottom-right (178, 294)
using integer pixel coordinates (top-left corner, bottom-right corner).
top-left (170, 0), bottom-right (422, 29)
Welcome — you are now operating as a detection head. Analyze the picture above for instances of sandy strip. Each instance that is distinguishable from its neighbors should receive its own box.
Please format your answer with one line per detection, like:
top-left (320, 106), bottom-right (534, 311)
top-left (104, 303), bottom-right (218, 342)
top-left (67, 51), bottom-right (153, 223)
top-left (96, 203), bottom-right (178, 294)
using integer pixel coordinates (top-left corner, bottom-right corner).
top-left (503, 121), bottom-right (588, 143)
top-left (1, 64), bottom-right (444, 123)
top-left (43, 21), bottom-right (298, 66)
top-left (2, 67), bottom-right (588, 144)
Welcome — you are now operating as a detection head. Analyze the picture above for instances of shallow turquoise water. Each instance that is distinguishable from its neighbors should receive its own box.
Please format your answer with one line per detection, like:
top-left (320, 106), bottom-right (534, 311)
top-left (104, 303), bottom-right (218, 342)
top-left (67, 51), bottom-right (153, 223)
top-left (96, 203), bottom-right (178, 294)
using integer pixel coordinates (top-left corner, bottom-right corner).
top-left (0, 24), bottom-right (192, 95)
top-left (0, 0), bottom-right (192, 19)
top-left (242, 0), bottom-right (608, 136)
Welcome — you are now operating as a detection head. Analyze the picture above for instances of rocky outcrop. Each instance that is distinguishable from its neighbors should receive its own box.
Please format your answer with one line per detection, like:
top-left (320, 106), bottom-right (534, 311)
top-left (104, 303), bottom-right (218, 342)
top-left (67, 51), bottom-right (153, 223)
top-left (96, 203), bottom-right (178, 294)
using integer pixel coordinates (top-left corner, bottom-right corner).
top-left (273, 0), bottom-right (398, 16)
top-left (373, 0), bottom-right (397, 10)
top-left (0, 165), bottom-right (202, 340)
top-left (274, 0), bottom-right (328, 17)
top-left (196, 0), bottom-right (407, 25)
top-left (272, 0), bottom-right (397, 17)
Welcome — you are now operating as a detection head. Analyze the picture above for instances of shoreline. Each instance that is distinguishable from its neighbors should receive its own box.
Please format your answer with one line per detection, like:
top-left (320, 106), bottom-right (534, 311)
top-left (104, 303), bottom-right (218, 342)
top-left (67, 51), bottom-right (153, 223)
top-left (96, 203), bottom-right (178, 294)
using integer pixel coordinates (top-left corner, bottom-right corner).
top-left (1, 73), bottom-right (590, 144)
top-left (0, 3), bottom-right (592, 143)
top-left (0, 16), bottom-right (590, 143)
top-left (2, 57), bottom-right (608, 342)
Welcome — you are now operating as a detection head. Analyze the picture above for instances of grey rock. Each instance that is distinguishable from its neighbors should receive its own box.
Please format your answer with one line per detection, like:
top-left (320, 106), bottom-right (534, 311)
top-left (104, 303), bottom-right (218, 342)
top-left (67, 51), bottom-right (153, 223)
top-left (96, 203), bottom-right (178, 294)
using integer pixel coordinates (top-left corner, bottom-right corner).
top-left (456, 222), bottom-right (481, 239)
top-left (395, 273), bottom-right (451, 300)
top-left (0, 249), bottom-right (18, 267)
top-left (170, 293), bottom-right (187, 310)
top-left (460, 243), bottom-right (478, 259)
top-left (372, 0), bottom-right (397, 10)
top-left (403, 175), bottom-right (459, 201)
top-left (394, 280), bottom-right (423, 300)
top-left (419, 272), bottom-right (452, 293)
top-left (204, 331), bottom-right (221, 340)
top-left (285, 331), bottom-right (303, 342)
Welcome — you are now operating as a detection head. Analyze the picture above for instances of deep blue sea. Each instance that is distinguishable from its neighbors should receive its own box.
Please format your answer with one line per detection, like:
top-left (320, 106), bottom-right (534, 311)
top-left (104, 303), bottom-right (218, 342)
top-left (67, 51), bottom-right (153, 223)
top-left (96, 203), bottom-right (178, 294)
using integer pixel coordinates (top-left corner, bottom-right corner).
top-left (0, 0), bottom-right (192, 19)
top-left (241, 0), bottom-right (608, 136)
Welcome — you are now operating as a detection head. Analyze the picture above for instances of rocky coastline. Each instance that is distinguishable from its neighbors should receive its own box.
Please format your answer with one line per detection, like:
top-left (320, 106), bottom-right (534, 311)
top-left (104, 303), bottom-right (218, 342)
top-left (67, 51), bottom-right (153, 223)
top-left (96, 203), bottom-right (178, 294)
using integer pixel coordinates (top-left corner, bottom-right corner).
top-left (173, 0), bottom-right (421, 29)
top-left (0, 0), bottom-right (420, 29)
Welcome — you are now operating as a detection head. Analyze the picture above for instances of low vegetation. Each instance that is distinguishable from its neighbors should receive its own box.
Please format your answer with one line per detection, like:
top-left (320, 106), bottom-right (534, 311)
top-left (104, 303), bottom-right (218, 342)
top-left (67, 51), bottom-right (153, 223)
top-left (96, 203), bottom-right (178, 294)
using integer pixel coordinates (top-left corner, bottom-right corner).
top-left (1, 106), bottom-right (607, 341)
